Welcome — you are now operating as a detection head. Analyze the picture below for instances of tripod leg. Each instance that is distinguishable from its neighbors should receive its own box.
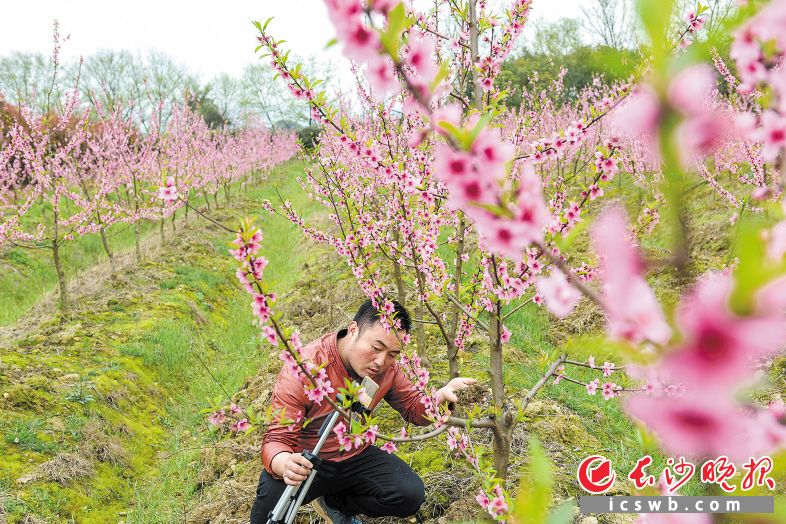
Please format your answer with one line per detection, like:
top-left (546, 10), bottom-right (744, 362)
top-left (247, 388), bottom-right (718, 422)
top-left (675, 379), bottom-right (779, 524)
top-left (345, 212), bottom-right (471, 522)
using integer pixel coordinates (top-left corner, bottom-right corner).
top-left (267, 484), bottom-right (298, 524)
top-left (284, 468), bottom-right (320, 524)
top-left (270, 409), bottom-right (343, 523)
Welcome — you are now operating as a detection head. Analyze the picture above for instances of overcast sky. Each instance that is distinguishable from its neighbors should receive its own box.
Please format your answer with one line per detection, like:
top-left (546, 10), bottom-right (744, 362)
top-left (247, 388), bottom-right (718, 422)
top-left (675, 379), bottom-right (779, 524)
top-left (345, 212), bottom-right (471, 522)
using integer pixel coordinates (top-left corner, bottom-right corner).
top-left (0, 0), bottom-right (585, 83)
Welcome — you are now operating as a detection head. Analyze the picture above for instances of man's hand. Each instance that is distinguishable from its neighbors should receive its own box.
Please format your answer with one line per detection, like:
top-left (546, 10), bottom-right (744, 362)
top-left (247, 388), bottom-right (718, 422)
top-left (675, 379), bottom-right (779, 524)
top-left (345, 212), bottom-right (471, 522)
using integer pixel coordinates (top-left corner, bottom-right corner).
top-left (435, 377), bottom-right (477, 409)
top-left (271, 452), bottom-right (313, 486)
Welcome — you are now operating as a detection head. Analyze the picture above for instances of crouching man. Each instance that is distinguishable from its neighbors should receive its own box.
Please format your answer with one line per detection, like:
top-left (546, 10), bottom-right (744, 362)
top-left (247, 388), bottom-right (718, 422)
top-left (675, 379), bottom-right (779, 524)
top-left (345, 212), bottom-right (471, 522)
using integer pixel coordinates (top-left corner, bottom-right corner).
top-left (249, 299), bottom-right (476, 524)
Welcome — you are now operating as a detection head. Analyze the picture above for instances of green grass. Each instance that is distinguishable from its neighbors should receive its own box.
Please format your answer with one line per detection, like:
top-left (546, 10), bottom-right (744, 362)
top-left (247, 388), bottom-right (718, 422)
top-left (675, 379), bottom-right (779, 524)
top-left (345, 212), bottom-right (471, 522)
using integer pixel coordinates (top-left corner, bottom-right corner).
top-left (3, 417), bottom-right (60, 454)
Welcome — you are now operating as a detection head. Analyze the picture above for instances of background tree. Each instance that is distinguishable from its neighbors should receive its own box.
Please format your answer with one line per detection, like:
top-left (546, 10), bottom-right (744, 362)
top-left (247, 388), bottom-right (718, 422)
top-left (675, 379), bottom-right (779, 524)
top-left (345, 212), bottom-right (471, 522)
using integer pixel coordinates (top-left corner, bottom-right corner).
top-left (208, 72), bottom-right (244, 127)
top-left (136, 50), bottom-right (199, 131)
top-left (530, 17), bottom-right (583, 56)
top-left (240, 63), bottom-right (306, 129)
top-left (0, 52), bottom-right (57, 111)
top-left (580, 0), bottom-right (637, 49)
top-left (79, 49), bottom-right (139, 119)
top-left (186, 85), bottom-right (229, 129)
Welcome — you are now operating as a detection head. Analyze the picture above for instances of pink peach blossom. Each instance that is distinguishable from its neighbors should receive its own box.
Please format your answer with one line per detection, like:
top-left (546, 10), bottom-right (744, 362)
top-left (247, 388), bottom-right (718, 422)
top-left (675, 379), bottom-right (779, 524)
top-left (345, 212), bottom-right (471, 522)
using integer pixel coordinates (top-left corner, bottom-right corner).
top-left (535, 270), bottom-right (581, 318)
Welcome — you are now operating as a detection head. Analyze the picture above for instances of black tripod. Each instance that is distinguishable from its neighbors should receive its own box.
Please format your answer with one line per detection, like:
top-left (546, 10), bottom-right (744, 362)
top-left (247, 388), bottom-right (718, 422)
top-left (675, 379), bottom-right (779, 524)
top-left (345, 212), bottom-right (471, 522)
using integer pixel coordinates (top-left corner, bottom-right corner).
top-left (266, 401), bottom-right (369, 524)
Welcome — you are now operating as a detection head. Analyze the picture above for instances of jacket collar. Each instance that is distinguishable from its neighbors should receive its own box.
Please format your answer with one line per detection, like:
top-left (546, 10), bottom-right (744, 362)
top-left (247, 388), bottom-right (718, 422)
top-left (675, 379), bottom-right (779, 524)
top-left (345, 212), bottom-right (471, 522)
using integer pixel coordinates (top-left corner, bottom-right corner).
top-left (324, 330), bottom-right (353, 381)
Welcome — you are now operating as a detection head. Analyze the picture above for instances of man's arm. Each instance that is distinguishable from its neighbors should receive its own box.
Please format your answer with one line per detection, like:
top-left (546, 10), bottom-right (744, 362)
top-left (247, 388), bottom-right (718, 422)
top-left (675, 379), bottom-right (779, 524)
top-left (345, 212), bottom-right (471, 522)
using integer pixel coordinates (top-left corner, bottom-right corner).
top-left (384, 363), bottom-right (432, 426)
top-left (261, 368), bottom-right (310, 476)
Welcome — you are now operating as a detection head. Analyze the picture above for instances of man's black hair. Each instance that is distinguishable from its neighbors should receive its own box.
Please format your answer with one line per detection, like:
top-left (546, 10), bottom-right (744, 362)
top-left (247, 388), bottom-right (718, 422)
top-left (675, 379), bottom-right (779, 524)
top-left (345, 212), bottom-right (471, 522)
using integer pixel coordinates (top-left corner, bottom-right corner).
top-left (353, 297), bottom-right (411, 334)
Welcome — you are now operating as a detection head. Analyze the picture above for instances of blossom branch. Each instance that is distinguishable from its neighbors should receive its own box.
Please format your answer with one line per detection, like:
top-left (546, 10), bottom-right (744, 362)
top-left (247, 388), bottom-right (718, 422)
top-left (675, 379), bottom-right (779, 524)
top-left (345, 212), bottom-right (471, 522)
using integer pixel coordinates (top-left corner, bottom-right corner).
top-left (520, 354), bottom-right (566, 413)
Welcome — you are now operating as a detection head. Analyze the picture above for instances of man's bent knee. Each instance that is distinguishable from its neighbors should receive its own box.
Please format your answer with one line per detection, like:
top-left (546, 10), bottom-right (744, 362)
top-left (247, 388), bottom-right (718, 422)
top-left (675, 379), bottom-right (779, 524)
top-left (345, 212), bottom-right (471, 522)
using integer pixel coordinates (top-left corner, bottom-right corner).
top-left (382, 474), bottom-right (425, 517)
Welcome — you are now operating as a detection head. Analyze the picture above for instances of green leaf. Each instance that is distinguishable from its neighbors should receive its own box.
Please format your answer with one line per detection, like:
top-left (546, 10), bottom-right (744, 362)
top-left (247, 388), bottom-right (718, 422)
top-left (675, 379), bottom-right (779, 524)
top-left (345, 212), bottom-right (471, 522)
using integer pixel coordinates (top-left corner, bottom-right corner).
top-left (554, 215), bottom-right (590, 252)
top-left (429, 61), bottom-right (451, 92)
top-left (435, 121), bottom-right (472, 150)
top-left (730, 215), bottom-right (785, 314)
top-left (325, 37), bottom-right (338, 49)
top-left (472, 201), bottom-right (513, 219)
top-left (637, 0), bottom-right (674, 57)
top-left (546, 501), bottom-right (576, 524)
top-left (491, 89), bottom-right (509, 105)
top-left (513, 437), bottom-right (553, 524)
top-left (380, 3), bottom-right (410, 58)
top-left (762, 38), bottom-right (780, 61)
top-left (262, 16), bottom-right (273, 32)
top-left (467, 112), bottom-right (493, 144)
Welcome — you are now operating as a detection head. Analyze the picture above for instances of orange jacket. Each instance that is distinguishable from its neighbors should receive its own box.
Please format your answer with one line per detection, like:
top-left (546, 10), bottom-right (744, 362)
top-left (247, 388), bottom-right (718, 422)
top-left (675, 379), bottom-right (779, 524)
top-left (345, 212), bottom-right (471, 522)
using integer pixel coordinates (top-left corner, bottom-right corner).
top-left (261, 330), bottom-right (431, 476)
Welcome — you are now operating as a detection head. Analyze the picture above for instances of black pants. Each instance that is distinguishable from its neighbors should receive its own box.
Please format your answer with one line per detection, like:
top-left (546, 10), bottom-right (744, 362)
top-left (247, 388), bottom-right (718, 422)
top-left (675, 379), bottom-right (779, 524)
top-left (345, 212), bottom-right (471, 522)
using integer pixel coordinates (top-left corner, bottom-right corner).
top-left (249, 445), bottom-right (425, 523)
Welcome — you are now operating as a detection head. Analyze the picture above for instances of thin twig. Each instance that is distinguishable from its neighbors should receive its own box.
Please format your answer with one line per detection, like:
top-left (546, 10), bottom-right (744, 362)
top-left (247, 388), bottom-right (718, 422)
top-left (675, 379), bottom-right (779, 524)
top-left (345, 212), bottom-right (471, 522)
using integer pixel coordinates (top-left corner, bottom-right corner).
top-left (384, 424), bottom-right (449, 443)
top-left (520, 354), bottom-right (566, 413)
top-left (192, 341), bottom-right (236, 405)
top-left (559, 374), bottom-right (641, 393)
top-left (534, 241), bottom-right (604, 306)
top-left (501, 296), bottom-right (533, 321)
top-left (444, 291), bottom-right (489, 332)
top-left (564, 358), bottom-right (625, 371)
top-left (176, 197), bottom-right (234, 233)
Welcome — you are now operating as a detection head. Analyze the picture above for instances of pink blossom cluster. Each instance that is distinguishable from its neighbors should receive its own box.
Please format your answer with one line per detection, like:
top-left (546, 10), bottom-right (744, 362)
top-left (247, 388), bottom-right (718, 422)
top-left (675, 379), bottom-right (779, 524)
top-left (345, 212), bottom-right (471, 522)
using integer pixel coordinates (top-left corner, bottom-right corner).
top-left (467, 0), bottom-right (532, 94)
top-left (332, 420), bottom-right (379, 452)
top-left (230, 222), bottom-right (337, 426)
top-left (300, 360), bottom-right (336, 404)
top-left (399, 351), bottom-right (446, 426)
top-left (231, 227), bottom-right (276, 332)
top-left (729, 0), bottom-right (786, 162)
top-left (475, 484), bottom-right (509, 521)
top-left (612, 65), bottom-right (733, 168)
top-left (445, 425), bottom-right (484, 478)
top-left (435, 131), bottom-right (550, 259)
top-left (0, 96), bottom-right (298, 249)
top-left (535, 269), bottom-right (581, 319)
top-left (319, 0), bottom-right (445, 100)
top-left (207, 403), bottom-right (251, 433)
top-left (529, 121), bottom-right (588, 164)
top-left (553, 355), bottom-right (624, 401)
top-left (592, 205), bottom-right (671, 345)
top-left (624, 271), bottom-right (786, 462)
top-left (677, 9), bottom-right (707, 49)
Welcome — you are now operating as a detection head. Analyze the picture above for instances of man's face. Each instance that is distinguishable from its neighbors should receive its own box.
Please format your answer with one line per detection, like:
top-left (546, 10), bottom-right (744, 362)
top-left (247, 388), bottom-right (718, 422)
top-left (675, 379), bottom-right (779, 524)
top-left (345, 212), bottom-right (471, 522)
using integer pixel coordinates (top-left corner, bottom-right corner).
top-left (344, 321), bottom-right (404, 379)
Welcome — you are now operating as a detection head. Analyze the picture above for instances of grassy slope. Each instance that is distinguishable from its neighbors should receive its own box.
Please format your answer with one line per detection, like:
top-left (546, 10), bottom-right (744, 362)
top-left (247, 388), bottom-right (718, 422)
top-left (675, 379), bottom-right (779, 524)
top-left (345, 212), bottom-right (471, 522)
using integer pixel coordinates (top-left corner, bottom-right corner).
top-left (128, 163), bottom-right (328, 522)
top-left (0, 160), bottom-right (324, 523)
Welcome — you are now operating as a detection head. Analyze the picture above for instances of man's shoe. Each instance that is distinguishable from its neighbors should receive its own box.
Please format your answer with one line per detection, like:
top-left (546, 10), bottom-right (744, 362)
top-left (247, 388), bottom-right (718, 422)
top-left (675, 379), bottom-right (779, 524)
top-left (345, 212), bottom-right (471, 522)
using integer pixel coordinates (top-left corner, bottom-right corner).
top-left (311, 496), bottom-right (362, 524)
